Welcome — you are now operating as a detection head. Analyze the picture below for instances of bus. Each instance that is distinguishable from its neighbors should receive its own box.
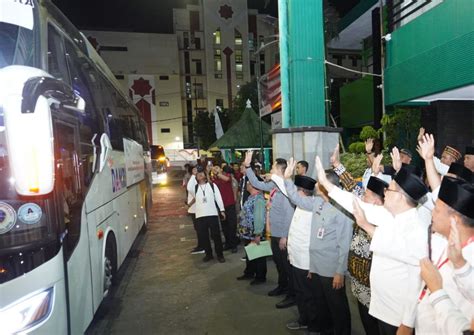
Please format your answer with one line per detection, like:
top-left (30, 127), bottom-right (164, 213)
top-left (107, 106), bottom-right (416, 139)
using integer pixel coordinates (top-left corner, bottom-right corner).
top-left (150, 145), bottom-right (169, 185)
top-left (0, 1), bottom-right (152, 334)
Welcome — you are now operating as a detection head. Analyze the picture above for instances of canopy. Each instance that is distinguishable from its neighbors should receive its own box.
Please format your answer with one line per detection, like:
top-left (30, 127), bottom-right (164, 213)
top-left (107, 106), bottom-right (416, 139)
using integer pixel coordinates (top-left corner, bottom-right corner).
top-left (210, 107), bottom-right (272, 149)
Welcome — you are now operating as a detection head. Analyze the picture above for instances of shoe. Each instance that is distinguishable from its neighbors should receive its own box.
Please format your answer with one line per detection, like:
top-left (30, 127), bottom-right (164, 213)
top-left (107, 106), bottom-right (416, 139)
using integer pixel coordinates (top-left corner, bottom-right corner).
top-left (240, 255), bottom-right (246, 261)
top-left (250, 278), bottom-right (266, 285)
top-left (267, 286), bottom-right (287, 297)
top-left (202, 255), bottom-right (214, 262)
top-left (276, 295), bottom-right (297, 309)
top-left (236, 274), bottom-right (254, 281)
top-left (217, 256), bottom-right (226, 263)
top-left (286, 321), bottom-right (308, 330)
top-left (231, 247), bottom-right (238, 253)
top-left (190, 247), bottom-right (205, 255)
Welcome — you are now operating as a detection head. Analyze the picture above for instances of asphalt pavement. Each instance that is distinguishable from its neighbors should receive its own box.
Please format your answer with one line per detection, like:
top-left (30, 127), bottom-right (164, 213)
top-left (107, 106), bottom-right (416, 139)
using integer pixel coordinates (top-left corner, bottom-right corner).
top-left (86, 178), bottom-right (364, 335)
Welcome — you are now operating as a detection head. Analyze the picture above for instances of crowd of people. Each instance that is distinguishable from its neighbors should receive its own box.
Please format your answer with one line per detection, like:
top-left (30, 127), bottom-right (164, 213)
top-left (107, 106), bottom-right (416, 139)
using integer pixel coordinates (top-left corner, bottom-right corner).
top-left (183, 128), bottom-right (474, 335)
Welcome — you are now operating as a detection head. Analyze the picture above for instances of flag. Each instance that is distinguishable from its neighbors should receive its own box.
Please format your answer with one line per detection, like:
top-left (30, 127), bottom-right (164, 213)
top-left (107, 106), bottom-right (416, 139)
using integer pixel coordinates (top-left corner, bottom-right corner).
top-left (214, 107), bottom-right (224, 140)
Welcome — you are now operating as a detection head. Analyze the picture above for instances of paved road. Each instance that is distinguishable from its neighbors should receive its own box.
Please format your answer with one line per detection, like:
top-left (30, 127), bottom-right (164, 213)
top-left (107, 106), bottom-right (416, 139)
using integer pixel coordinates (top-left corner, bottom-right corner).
top-left (86, 180), bottom-right (364, 335)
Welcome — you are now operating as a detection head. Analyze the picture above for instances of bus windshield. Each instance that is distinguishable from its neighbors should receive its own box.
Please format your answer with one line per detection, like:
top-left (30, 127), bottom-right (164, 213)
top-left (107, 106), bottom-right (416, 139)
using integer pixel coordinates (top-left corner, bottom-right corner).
top-left (0, 21), bottom-right (38, 69)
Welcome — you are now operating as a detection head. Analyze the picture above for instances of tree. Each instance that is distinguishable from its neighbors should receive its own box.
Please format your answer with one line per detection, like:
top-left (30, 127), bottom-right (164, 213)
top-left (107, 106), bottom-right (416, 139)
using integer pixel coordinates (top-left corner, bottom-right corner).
top-left (193, 111), bottom-right (216, 150)
top-left (228, 78), bottom-right (258, 126)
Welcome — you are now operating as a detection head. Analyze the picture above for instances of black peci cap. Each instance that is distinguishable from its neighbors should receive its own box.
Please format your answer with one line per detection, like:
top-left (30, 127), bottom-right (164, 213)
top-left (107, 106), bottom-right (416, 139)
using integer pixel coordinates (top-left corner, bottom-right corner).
top-left (294, 175), bottom-right (316, 191)
top-left (367, 176), bottom-right (389, 199)
top-left (448, 162), bottom-right (473, 183)
top-left (438, 176), bottom-right (474, 219)
top-left (400, 148), bottom-right (413, 159)
top-left (394, 165), bottom-right (428, 201)
top-left (465, 146), bottom-right (474, 156)
top-left (402, 163), bottom-right (423, 178)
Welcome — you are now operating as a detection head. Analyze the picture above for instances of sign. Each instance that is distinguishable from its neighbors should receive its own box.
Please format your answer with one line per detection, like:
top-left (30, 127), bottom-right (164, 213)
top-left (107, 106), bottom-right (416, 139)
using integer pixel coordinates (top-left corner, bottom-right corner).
top-left (159, 101), bottom-right (169, 107)
top-left (258, 64), bottom-right (281, 117)
top-left (124, 138), bottom-right (145, 187)
top-left (0, 202), bottom-right (16, 234)
top-left (271, 112), bottom-right (282, 129)
top-left (0, 0), bottom-right (34, 30)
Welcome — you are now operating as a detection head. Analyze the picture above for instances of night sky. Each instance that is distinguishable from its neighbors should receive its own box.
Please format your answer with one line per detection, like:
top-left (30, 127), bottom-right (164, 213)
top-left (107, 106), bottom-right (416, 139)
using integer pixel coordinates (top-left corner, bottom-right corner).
top-left (51, 0), bottom-right (359, 34)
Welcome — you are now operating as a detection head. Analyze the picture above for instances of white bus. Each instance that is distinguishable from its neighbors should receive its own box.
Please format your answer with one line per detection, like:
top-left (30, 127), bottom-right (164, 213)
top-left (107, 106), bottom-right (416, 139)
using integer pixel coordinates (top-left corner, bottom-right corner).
top-left (0, 1), bottom-right (152, 333)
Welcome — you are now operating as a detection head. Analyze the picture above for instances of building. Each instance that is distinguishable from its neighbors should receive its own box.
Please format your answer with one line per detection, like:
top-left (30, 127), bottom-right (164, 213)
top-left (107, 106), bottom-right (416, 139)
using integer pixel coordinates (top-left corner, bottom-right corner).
top-left (82, 1), bottom-right (279, 157)
top-left (82, 30), bottom-right (185, 152)
top-left (173, 0), bottom-right (278, 146)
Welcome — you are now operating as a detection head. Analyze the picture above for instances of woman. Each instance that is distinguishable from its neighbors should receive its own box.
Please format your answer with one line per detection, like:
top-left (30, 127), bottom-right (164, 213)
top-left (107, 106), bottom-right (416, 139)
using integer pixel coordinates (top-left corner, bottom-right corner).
top-left (189, 166), bottom-right (226, 263)
top-left (236, 178), bottom-right (267, 284)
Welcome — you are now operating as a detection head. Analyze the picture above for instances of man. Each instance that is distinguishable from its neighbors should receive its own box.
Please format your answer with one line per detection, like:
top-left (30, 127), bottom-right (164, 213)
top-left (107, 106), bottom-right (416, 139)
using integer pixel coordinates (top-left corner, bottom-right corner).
top-left (270, 173), bottom-right (316, 329)
top-left (189, 166), bottom-right (226, 263)
top-left (244, 151), bottom-right (295, 299)
top-left (279, 158), bottom-right (353, 335)
top-left (330, 144), bottom-right (387, 335)
top-left (211, 165), bottom-right (238, 253)
top-left (464, 146), bottom-right (474, 172)
top-left (418, 127), bottom-right (461, 175)
top-left (186, 165), bottom-right (204, 254)
top-left (296, 160), bottom-right (309, 176)
top-left (317, 158), bottom-right (428, 335)
top-left (415, 176), bottom-right (474, 335)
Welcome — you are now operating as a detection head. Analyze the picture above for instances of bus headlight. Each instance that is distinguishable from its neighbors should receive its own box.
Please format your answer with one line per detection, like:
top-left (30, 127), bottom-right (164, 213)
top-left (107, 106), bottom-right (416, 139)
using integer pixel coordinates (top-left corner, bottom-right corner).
top-left (0, 288), bottom-right (54, 334)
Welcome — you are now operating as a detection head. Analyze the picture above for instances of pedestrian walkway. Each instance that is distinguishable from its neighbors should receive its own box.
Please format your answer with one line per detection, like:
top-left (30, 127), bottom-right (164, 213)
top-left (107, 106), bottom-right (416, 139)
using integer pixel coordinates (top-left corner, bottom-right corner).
top-left (86, 181), bottom-right (364, 335)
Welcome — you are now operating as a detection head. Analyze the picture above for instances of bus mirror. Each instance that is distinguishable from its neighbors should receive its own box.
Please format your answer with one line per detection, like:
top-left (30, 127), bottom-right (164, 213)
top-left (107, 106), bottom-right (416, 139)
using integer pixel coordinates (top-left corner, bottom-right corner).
top-left (4, 94), bottom-right (55, 195)
top-left (99, 133), bottom-right (112, 172)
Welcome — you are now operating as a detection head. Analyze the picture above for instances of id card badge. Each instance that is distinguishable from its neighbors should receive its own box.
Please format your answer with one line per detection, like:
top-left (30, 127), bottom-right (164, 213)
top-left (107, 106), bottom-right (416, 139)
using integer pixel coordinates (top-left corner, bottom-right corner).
top-left (202, 196), bottom-right (207, 204)
top-left (316, 227), bottom-right (325, 239)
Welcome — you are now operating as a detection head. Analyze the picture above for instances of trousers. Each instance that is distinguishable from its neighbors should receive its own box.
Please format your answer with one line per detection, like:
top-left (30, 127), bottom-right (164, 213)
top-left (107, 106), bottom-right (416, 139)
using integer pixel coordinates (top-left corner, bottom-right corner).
top-left (195, 215), bottom-right (223, 257)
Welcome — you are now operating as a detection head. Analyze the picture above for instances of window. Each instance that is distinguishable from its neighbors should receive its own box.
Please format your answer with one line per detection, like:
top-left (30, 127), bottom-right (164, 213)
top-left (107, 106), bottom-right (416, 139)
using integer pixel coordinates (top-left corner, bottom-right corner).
top-left (194, 37), bottom-right (201, 50)
top-left (161, 128), bottom-right (171, 133)
top-left (193, 59), bottom-right (202, 74)
top-left (250, 61), bottom-right (256, 76)
top-left (115, 74), bottom-right (125, 80)
top-left (190, 11), bottom-right (200, 32)
top-left (100, 46), bottom-right (128, 52)
top-left (214, 59), bottom-right (222, 72)
top-left (215, 73), bottom-right (222, 79)
top-left (183, 32), bottom-right (189, 49)
top-left (48, 25), bottom-right (71, 83)
top-left (214, 29), bottom-right (221, 45)
top-left (235, 50), bottom-right (243, 63)
top-left (234, 29), bottom-right (243, 46)
top-left (159, 75), bottom-right (169, 80)
top-left (184, 51), bottom-right (190, 73)
top-left (194, 83), bottom-right (204, 99)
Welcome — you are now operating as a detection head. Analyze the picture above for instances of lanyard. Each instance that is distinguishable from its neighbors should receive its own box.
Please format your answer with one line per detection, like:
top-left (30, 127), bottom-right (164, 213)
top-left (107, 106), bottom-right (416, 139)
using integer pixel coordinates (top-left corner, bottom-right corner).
top-left (199, 184), bottom-right (206, 197)
top-left (419, 236), bottom-right (474, 301)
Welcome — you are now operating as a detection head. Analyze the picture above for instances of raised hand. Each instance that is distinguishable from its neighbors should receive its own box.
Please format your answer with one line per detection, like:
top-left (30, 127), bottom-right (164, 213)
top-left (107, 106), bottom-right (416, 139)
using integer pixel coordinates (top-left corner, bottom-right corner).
top-left (420, 258), bottom-right (443, 293)
top-left (244, 150), bottom-right (253, 167)
top-left (365, 138), bottom-right (374, 154)
top-left (353, 199), bottom-right (368, 227)
top-left (284, 157), bottom-right (297, 179)
top-left (417, 127), bottom-right (426, 143)
top-left (372, 153), bottom-right (384, 175)
top-left (417, 133), bottom-right (435, 160)
top-left (390, 147), bottom-right (402, 172)
top-left (447, 219), bottom-right (466, 269)
top-left (330, 144), bottom-right (341, 168)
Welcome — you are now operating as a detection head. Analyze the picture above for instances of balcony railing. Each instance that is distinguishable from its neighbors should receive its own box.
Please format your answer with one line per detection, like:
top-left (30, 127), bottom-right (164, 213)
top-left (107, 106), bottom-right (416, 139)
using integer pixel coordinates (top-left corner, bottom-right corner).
top-left (387, 0), bottom-right (434, 32)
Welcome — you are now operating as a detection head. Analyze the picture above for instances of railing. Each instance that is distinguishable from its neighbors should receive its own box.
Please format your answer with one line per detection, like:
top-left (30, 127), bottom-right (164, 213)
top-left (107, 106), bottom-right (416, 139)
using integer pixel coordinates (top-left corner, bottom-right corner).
top-left (387, 0), bottom-right (434, 32)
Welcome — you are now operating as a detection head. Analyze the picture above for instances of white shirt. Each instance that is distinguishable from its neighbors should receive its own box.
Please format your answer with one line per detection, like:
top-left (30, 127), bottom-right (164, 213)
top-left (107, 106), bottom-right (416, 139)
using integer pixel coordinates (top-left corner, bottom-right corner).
top-left (190, 182), bottom-right (225, 219)
top-left (287, 207), bottom-right (313, 270)
top-left (186, 175), bottom-right (197, 214)
top-left (416, 243), bottom-right (474, 335)
top-left (434, 156), bottom-right (449, 176)
top-left (417, 186), bottom-right (440, 229)
top-left (328, 187), bottom-right (427, 327)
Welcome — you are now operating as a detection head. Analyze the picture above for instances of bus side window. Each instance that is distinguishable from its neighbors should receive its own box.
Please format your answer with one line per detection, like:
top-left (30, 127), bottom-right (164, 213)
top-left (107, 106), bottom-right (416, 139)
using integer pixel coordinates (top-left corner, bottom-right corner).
top-left (47, 24), bottom-right (71, 83)
top-left (64, 39), bottom-right (98, 188)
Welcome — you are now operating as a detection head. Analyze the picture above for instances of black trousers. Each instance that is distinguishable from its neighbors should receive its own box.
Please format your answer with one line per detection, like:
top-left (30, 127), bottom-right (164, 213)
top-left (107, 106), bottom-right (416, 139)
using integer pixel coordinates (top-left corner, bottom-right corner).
top-left (243, 240), bottom-right (267, 280)
top-left (190, 214), bottom-right (203, 249)
top-left (196, 215), bottom-right (223, 257)
top-left (221, 205), bottom-right (238, 248)
top-left (292, 265), bottom-right (314, 326)
top-left (270, 237), bottom-right (294, 296)
top-left (377, 320), bottom-right (397, 335)
top-left (358, 301), bottom-right (380, 335)
top-left (308, 273), bottom-right (351, 335)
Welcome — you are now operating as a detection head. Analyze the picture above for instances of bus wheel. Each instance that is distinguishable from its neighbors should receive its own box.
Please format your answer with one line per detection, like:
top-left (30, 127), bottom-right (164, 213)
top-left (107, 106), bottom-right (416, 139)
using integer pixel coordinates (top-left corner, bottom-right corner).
top-left (104, 235), bottom-right (117, 297)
